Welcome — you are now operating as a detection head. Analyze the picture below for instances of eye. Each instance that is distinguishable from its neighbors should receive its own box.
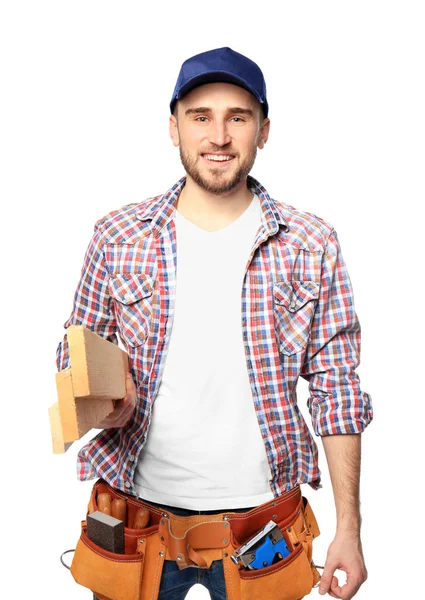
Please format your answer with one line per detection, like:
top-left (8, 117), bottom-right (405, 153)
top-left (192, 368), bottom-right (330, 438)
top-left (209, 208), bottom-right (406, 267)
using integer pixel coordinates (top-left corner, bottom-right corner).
top-left (231, 117), bottom-right (245, 123)
top-left (195, 116), bottom-right (208, 122)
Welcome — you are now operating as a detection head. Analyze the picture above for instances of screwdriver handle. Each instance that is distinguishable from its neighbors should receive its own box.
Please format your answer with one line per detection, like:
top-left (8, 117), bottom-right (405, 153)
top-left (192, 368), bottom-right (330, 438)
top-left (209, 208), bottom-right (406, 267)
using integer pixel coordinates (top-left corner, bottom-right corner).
top-left (132, 508), bottom-right (150, 528)
top-left (112, 498), bottom-right (127, 524)
top-left (98, 492), bottom-right (112, 515)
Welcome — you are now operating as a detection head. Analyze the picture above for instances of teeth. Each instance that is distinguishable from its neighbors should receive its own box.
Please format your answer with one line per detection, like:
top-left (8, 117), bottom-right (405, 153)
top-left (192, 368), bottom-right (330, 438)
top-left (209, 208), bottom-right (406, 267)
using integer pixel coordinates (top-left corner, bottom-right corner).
top-left (204, 154), bottom-right (233, 162)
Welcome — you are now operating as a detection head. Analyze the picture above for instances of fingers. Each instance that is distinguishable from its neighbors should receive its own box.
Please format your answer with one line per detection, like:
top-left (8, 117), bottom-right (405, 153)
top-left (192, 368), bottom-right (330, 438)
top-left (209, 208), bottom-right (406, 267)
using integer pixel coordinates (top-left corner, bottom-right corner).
top-left (122, 372), bottom-right (137, 418)
top-left (320, 570), bottom-right (361, 600)
top-left (319, 563), bottom-right (336, 595)
top-left (126, 371), bottom-right (137, 393)
top-left (326, 576), bottom-right (340, 598)
top-left (320, 568), bottom-right (343, 598)
top-left (97, 402), bottom-right (133, 428)
top-left (96, 372), bottom-right (137, 429)
top-left (329, 574), bottom-right (343, 597)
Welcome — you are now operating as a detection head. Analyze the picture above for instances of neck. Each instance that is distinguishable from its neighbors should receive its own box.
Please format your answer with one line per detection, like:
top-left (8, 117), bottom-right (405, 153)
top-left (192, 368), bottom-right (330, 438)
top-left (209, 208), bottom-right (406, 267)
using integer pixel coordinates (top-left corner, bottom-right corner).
top-left (176, 174), bottom-right (254, 220)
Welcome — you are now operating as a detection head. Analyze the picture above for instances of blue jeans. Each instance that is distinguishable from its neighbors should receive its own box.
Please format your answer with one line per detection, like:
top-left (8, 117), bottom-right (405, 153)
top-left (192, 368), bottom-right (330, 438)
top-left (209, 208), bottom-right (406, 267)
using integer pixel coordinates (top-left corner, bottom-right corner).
top-left (93, 498), bottom-right (256, 600)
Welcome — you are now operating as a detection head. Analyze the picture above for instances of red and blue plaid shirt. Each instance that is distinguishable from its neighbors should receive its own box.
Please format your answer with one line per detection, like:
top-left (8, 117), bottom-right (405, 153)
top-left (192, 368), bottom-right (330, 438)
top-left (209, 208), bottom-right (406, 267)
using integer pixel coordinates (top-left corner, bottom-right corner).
top-left (56, 175), bottom-right (373, 497)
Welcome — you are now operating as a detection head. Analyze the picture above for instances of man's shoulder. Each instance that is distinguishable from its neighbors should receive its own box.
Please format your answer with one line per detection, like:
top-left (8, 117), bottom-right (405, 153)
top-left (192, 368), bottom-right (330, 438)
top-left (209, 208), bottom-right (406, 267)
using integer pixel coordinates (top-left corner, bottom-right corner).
top-left (273, 198), bottom-right (335, 251)
top-left (93, 194), bottom-right (162, 243)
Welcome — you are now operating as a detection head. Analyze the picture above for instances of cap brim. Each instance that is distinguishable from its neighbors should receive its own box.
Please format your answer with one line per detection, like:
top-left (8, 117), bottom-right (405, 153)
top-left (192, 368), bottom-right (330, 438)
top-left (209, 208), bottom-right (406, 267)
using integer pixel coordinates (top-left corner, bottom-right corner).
top-left (172, 71), bottom-right (267, 116)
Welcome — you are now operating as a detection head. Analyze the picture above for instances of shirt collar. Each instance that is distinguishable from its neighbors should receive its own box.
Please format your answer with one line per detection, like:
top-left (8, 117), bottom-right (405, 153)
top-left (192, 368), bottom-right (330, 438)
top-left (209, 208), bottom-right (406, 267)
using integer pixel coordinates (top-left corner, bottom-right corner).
top-left (136, 175), bottom-right (289, 237)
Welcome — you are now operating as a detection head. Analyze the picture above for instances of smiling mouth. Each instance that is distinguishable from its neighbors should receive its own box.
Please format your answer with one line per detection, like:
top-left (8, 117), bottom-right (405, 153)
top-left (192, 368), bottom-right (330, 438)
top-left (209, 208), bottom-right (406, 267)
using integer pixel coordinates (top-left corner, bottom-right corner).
top-left (201, 153), bottom-right (235, 166)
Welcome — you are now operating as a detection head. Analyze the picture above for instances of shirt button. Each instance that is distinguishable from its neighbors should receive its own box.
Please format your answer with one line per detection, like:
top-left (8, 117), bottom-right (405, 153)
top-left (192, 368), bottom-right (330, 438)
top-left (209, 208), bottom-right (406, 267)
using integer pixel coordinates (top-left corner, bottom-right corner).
top-left (129, 455), bottom-right (135, 462)
top-left (125, 293), bottom-right (133, 300)
top-left (124, 481), bottom-right (131, 488)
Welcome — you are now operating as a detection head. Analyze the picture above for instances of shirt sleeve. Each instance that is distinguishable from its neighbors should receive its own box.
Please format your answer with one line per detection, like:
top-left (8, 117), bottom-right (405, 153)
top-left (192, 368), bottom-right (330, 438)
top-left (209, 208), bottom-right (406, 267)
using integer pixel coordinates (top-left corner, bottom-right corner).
top-left (300, 228), bottom-right (373, 436)
top-left (55, 221), bottom-right (118, 371)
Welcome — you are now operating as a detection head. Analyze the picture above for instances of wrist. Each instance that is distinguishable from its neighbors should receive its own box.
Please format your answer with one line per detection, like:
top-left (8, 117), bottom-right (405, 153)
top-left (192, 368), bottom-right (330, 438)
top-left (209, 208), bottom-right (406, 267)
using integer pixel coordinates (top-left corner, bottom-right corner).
top-left (335, 522), bottom-right (361, 537)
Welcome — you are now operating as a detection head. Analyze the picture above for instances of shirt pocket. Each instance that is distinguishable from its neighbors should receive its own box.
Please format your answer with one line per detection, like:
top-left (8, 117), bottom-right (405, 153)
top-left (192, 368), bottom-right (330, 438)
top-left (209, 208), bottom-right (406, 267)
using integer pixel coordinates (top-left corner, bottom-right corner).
top-left (273, 280), bottom-right (320, 356)
top-left (109, 273), bottom-right (154, 348)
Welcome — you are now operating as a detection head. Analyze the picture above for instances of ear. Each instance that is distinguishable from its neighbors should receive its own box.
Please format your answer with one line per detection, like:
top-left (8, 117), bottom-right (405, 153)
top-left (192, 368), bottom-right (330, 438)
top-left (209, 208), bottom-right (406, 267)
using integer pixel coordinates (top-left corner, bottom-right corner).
top-left (169, 115), bottom-right (180, 147)
top-left (257, 118), bottom-right (270, 150)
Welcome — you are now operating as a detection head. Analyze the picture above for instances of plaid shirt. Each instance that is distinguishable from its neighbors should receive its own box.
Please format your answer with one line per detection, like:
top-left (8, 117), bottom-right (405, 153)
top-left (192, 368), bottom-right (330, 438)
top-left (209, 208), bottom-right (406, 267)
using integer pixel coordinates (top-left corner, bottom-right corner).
top-left (56, 175), bottom-right (373, 497)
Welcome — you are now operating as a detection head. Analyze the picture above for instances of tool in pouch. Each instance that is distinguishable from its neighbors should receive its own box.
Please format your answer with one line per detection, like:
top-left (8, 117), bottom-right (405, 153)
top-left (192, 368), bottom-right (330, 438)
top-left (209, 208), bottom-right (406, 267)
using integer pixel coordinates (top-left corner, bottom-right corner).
top-left (60, 493), bottom-right (151, 563)
top-left (231, 519), bottom-right (291, 570)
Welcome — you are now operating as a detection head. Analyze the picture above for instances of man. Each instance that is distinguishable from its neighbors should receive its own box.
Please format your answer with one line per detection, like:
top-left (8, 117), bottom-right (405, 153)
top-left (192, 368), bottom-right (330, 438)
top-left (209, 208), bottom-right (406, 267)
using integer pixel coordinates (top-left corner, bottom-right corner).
top-left (57, 47), bottom-right (372, 599)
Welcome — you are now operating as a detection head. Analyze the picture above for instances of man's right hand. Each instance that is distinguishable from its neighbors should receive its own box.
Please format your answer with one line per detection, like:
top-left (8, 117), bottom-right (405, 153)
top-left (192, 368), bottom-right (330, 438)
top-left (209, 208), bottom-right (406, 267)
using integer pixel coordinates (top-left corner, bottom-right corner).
top-left (96, 372), bottom-right (137, 429)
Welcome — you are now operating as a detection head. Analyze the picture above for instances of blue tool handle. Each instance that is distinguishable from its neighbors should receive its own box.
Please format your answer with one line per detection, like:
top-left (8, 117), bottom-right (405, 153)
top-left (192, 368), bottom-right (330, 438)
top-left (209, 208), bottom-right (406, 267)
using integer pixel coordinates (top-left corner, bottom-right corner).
top-left (250, 536), bottom-right (291, 570)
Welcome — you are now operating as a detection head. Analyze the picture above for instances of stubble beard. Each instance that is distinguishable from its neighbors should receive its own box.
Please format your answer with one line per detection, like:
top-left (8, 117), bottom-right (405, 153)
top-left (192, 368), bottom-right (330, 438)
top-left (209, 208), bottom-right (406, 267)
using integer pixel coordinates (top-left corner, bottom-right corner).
top-left (179, 144), bottom-right (258, 195)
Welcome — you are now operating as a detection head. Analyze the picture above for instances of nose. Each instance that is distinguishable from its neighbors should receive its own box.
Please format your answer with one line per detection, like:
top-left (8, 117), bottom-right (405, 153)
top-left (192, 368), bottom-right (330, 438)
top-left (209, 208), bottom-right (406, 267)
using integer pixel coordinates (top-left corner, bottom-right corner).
top-left (208, 120), bottom-right (231, 147)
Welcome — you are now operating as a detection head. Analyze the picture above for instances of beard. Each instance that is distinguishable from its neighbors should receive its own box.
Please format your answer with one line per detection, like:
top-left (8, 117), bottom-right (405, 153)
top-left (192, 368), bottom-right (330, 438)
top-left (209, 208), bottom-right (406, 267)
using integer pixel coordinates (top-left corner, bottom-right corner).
top-left (179, 143), bottom-right (258, 195)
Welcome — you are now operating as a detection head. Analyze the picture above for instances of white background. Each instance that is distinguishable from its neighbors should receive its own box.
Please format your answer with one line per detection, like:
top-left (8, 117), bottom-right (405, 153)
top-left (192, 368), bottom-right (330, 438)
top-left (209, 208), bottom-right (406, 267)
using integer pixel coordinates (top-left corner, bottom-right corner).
top-left (1, 1), bottom-right (424, 599)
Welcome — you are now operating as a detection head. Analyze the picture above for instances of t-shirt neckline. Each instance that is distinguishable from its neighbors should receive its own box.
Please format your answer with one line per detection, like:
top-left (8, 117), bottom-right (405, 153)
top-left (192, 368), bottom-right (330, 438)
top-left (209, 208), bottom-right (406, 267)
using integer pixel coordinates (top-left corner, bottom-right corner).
top-left (175, 194), bottom-right (257, 235)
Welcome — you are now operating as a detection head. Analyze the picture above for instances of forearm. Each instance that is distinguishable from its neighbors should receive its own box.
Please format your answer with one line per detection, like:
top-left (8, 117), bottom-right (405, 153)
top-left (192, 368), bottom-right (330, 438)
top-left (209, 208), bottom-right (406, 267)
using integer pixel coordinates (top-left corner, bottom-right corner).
top-left (321, 433), bottom-right (362, 536)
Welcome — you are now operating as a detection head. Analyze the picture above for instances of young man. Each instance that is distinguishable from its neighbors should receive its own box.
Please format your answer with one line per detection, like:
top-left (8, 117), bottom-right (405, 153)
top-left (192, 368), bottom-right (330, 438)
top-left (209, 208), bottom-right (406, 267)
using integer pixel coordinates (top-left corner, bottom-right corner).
top-left (57, 47), bottom-right (372, 599)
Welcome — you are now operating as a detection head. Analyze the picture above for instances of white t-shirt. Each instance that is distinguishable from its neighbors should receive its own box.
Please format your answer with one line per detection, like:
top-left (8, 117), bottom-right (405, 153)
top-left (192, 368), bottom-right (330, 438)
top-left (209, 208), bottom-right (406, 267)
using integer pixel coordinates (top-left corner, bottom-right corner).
top-left (134, 193), bottom-right (274, 509)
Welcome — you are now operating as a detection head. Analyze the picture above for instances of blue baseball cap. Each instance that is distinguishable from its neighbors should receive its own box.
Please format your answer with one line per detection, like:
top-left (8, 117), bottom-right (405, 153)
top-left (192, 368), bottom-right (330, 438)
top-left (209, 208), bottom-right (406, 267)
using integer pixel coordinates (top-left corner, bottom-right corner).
top-left (170, 47), bottom-right (269, 117)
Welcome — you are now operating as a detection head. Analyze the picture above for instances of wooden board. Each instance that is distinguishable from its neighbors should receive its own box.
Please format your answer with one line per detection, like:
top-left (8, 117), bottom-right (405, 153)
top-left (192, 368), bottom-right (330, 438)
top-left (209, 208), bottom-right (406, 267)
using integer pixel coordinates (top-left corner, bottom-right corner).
top-left (55, 368), bottom-right (116, 443)
top-left (49, 326), bottom-right (129, 453)
top-left (67, 325), bottom-right (128, 399)
top-left (48, 402), bottom-right (73, 454)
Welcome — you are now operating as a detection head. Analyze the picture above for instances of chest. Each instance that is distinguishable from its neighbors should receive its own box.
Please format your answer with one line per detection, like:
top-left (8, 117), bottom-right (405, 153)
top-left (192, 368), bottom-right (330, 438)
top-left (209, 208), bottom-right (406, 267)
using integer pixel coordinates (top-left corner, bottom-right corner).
top-left (102, 223), bottom-right (323, 356)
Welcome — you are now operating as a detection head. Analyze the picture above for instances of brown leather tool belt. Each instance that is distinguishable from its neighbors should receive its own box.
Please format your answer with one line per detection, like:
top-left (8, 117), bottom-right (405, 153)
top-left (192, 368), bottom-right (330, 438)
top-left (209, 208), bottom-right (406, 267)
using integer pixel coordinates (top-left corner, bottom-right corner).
top-left (68, 478), bottom-right (322, 600)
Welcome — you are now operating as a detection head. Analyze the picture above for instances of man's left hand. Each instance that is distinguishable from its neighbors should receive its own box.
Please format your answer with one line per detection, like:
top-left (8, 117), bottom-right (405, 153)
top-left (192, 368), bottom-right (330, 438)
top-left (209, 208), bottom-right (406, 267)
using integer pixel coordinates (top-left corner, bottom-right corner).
top-left (318, 532), bottom-right (368, 599)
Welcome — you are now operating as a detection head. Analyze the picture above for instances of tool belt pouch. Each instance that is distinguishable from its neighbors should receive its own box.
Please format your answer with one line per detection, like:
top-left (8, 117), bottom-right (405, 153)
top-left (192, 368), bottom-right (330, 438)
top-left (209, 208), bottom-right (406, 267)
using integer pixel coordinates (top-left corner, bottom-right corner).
top-left (69, 478), bottom-right (167, 600)
top-left (222, 487), bottom-right (322, 600)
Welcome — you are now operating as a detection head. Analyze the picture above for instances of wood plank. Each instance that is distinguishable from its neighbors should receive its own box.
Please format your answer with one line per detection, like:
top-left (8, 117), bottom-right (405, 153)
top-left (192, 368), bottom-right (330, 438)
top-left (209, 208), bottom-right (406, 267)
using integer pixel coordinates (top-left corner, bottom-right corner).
top-left (56, 368), bottom-right (116, 442)
top-left (55, 368), bottom-right (78, 442)
top-left (48, 402), bottom-right (73, 454)
top-left (49, 326), bottom-right (130, 452)
top-left (67, 325), bottom-right (128, 399)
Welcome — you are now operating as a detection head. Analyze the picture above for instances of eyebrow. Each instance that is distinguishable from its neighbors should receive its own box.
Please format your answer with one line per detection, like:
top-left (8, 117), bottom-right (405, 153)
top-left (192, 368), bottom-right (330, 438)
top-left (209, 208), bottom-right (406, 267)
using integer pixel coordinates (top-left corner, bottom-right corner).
top-left (184, 106), bottom-right (254, 117)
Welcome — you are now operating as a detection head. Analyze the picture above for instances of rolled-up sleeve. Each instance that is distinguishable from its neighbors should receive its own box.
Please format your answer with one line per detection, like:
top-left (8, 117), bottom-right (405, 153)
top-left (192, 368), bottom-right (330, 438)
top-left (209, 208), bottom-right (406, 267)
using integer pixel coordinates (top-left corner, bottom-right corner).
top-left (300, 229), bottom-right (373, 436)
top-left (55, 222), bottom-right (118, 371)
